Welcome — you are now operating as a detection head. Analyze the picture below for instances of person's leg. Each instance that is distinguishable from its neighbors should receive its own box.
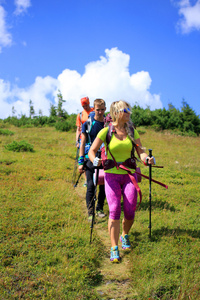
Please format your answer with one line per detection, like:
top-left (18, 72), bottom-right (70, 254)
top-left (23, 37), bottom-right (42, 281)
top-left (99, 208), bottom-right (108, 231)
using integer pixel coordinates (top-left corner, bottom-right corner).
top-left (83, 173), bottom-right (87, 187)
top-left (96, 184), bottom-right (105, 212)
top-left (122, 174), bottom-right (137, 234)
top-left (85, 160), bottom-right (95, 216)
top-left (104, 173), bottom-right (122, 247)
top-left (122, 218), bottom-right (134, 236)
top-left (120, 174), bottom-right (137, 249)
top-left (108, 219), bottom-right (120, 248)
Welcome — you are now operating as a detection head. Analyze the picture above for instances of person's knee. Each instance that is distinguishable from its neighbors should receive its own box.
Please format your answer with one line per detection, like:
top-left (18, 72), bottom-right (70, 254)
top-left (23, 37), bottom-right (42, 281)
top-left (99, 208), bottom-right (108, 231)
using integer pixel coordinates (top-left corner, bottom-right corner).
top-left (109, 210), bottom-right (121, 220)
top-left (124, 211), bottom-right (135, 220)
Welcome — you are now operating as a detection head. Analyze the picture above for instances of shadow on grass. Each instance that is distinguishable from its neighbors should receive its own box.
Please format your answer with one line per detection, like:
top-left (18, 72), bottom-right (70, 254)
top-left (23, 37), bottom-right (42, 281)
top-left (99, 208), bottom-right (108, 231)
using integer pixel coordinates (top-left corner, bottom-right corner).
top-left (151, 226), bottom-right (200, 242)
top-left (0, 159), bottom-right (16, 165)
top-left (139, 200), bottom-right (176, 212)
top-left (129, 231), bottom-right (142, 248)
top-left (65, 153), bottom-right (78, 160)
top-left (130, 226), bottom-right (200, 245)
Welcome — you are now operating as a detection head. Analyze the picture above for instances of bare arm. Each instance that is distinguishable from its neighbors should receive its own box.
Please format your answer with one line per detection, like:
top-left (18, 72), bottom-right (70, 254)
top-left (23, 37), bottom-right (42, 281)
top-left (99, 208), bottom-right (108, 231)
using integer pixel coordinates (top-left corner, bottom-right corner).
top-left (88, 137), bottom-right (103, 166)
top-left (76, 126), bottom-right (81, 147)
top-left (75, 113), bottom-right (81, 147)
top-left (135, 138), bottom-right (155, 165)
top-left (78, 133), bottom-right (87, 173)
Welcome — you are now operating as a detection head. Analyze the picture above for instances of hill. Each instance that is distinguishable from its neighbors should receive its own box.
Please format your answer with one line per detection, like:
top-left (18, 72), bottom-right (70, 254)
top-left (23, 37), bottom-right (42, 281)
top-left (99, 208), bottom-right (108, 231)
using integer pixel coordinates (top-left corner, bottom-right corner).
top-left (0, 126), bottom-right (199, 299)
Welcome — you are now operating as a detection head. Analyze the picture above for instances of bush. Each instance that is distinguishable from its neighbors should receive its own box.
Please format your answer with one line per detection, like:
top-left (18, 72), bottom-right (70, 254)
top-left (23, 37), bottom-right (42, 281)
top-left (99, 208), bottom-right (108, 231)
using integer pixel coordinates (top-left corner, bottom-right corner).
top-left (55, 120), bottom-right (72, 132)
top-left (4, 115), bottom-right (31, 127)
top-left (5, 140), bottom-right (34, 152)
top-left (2, 101), bottom-right (199, 136)
top-left (0, 129), bottom-right (14, 136)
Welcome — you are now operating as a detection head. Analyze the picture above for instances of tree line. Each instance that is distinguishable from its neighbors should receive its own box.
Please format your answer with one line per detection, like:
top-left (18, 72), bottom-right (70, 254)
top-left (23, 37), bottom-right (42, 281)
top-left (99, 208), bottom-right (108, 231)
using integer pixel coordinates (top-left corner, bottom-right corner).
top-left (1, 93), bottom-right (200, 137)
top-left (131, 100), bottom-right (200, 136)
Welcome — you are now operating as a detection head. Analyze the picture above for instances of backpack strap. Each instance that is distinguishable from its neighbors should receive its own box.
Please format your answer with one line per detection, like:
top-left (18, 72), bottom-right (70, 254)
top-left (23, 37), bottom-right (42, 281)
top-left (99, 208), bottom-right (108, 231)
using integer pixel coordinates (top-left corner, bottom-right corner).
top-left (105, 136), bottom-right (168, 210)
top-left (106, 143), bottom-right (142, 209)
top-left (86, 112), bottom-right (96, 145)
top-left (119, 164), bottom-right (142, 210)
top-left (105, 123), bottom-right (115, 145)
top-left (79, 112), bottom-right (82, 124)
top-left (105, 123), bottom-right (136, 158)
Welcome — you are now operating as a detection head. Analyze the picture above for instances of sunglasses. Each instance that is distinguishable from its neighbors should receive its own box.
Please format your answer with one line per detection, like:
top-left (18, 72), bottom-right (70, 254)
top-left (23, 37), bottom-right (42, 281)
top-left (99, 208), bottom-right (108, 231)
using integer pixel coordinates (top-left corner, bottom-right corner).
top-left (119, 107), bottom-right (131, 114)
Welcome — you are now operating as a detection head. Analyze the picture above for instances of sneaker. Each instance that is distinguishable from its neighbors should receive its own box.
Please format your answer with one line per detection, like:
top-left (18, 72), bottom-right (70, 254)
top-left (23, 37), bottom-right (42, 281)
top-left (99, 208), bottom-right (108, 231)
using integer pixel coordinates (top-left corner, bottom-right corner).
top-left (83, 182), bottom-right (87, 187)
top-left (120, 234), bottom-right (131, 250)
top-left (110, 246), bottom-right (120, 263)
top-left (96, 210), bottom-right (106, 218)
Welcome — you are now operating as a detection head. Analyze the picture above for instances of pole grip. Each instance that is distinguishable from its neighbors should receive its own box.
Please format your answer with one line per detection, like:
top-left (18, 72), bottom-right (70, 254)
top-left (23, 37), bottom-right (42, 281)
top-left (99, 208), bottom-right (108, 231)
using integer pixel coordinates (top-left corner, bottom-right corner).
top-left (97, 150), bottom-right (101, 159)
top-left (149, 149), bottom-right (152, 158)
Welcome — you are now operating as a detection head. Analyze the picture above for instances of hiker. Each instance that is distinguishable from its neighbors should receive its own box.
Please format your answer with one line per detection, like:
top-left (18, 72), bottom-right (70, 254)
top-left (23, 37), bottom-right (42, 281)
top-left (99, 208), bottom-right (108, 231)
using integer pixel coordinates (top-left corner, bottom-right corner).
top-left (78, 98), bottom-right (106, 221)
top-left (76, 97), bottom-right (93, 187)
top-left (88, 100), bottom-right (155, 263)
top-left (76, 97), bottom-right (94, 147)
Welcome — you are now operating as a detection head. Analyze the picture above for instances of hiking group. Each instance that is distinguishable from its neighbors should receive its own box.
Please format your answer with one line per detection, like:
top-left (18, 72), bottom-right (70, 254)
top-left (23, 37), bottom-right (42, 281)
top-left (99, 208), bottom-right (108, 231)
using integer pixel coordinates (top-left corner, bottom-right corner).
top-left (76, 97), bottom-right (155, 263)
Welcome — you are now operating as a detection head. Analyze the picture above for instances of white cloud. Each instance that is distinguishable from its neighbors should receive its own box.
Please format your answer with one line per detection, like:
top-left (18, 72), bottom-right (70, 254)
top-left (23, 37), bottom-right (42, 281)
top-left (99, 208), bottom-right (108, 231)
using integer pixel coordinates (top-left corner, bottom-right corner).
top-left (0, 48), bottom-right (163, 119)
top-left (0, 5), bottom-right (12, 52)
top-left (176, 0), bottom-right (200, 33)
top-left (0, 76), bottom-right (58, 118)
top-left (0, 0), bottom-right (31, 52)
top-left (59, 48), bottom-right (162, 113)
top-left (14, 0), bottom-right (31, 15)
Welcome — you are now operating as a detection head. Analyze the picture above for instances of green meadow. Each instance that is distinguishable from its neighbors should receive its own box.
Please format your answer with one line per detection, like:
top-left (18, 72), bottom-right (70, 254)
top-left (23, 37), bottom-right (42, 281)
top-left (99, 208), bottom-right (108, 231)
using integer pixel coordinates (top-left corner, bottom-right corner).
top-left (0, 125), bottom-right (199, 299)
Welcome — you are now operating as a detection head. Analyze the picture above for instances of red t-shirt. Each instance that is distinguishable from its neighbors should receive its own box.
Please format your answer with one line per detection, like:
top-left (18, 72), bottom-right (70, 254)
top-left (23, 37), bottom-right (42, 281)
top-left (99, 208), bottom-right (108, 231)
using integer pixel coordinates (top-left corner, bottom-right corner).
top-left (76, 107), bottom-right (94, 127)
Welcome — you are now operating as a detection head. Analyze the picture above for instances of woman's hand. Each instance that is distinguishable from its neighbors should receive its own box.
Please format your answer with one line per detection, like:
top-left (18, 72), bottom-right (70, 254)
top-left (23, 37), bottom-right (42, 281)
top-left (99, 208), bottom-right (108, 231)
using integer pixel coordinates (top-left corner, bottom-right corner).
top-left (78, 165), bottom-right (85, 174)
top-left (145, 156), bottom-right (156, 165)
top-left (93, 157), bottom-right (102, 167)
top-left (88, 137), bottom-right (103, 165)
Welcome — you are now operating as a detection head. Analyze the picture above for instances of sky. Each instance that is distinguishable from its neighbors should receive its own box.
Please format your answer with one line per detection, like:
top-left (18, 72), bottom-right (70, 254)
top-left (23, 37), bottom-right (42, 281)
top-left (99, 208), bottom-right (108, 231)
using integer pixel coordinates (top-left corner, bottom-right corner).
top-left (0, 0), bottom-right (200, 119)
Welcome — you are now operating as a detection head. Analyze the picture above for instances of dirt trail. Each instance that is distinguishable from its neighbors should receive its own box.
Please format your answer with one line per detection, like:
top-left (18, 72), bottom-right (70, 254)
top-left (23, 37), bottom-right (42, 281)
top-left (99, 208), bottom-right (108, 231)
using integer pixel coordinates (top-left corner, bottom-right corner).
top-left (76, 181), bottom-right (136, 300)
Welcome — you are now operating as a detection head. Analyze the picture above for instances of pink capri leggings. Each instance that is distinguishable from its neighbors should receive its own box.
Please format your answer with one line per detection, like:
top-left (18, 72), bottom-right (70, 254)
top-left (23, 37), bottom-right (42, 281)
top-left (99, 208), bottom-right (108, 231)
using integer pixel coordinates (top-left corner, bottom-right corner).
top-left (104, 172), bottom-right (138, 220)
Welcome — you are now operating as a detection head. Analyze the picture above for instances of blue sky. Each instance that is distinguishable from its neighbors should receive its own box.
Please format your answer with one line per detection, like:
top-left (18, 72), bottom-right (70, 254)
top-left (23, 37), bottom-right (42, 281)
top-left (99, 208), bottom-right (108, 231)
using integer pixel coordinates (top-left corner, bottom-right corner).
top-left (0, 0), bottom-right (200, 118)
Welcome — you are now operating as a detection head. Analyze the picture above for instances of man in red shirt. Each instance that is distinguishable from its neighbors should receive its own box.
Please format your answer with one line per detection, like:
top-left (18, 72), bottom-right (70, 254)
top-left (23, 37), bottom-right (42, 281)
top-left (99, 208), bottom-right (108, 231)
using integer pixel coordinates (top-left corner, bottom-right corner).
top-left (76, 97), bottom-right (93, 187)
top-left (76, 97), bottom-right (94, 147)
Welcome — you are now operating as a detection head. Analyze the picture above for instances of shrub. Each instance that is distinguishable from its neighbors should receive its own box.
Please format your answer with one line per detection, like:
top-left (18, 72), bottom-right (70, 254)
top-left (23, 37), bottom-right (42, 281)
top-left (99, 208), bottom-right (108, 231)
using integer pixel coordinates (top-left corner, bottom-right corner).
top-left (5, 140), bottom-right (34, 152)
top-left (0, 129), bottom-right (14, 136)
top-left (55, 120), bottom-right (71, 132)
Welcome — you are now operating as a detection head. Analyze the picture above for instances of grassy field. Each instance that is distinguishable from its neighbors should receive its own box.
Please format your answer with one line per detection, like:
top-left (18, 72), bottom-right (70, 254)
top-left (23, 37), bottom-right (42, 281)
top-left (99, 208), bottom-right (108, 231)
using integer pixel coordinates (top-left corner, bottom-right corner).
top-left (0, 125), bottom-right (199, 299)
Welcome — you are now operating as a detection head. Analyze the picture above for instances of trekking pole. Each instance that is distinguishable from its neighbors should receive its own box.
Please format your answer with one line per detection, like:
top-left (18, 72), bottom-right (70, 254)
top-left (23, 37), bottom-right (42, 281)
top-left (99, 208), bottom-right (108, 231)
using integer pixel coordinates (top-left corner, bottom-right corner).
top-left (148, 149), bottom-right (152, 239)
top-left (72, 147), bottom-right (79, 185)
top-left (74, 161), bottom-right (86, 188)
top-left (74, 173), bottom-right (82, 188)
top-left (90, 150), bottom-right (101, 244)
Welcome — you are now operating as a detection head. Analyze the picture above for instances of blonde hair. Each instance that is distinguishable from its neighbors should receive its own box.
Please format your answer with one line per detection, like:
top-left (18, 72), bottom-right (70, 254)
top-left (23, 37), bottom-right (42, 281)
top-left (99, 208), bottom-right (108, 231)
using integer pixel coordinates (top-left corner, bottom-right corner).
top-left (110, 100), bottom-right (135, 143)
top-left (93, 98), bottom-right (106, 108)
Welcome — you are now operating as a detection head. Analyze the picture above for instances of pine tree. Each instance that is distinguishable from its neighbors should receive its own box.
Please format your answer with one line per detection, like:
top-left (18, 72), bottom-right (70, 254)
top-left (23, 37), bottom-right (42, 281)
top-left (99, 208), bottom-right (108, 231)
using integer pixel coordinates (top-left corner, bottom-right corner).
top-left (29, 100), bottom-right (35, 118)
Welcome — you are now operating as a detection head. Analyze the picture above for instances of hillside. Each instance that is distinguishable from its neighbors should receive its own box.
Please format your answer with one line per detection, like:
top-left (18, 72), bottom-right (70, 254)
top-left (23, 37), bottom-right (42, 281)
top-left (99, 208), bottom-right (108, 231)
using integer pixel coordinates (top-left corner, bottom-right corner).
top-left (0, 126), bottom-right (199, 299)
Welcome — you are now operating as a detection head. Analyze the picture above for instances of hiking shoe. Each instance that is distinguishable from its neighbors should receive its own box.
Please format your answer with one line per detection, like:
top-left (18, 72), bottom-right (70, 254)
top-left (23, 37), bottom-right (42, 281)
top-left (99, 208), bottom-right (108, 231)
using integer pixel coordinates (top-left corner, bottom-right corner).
top-left (110, 246), bottom-right (120, 263)
top-left (120, 234), bottom-right (131, 250)
top-left (96, 210), bottom-right (106, 218)
top-left (83, 182), bottom-right (87, 187)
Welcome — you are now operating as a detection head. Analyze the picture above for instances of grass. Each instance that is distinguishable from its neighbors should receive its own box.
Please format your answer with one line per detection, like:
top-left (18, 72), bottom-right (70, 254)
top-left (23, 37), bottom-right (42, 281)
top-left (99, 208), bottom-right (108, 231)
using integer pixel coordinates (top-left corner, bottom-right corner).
top-left (129, 130), bottom-right (200, 299)
top-left (0, 125), bottom-right (199, 299)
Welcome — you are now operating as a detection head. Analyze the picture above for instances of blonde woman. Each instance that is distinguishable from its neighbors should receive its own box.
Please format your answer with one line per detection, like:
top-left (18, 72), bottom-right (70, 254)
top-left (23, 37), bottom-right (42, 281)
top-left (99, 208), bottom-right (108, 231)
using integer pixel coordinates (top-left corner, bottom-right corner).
top-left (88, 100), bottom-right (155, 263)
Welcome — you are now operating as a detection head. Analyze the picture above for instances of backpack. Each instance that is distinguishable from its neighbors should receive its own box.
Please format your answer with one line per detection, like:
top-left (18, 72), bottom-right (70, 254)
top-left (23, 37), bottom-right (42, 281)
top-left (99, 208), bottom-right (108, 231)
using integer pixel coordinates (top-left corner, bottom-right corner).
top-left (94, 115), bottom-right (141, 186)
top-left (101, 116), bottom-right (139, 176)
top-left (84, 111), bottom-right (96, 155)
top-left (94, 118), bottom-right (143, 209)
top-left (94, 116), bottom-right (168, 210)
top-left (79, 111), bottom-right (82, 124)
